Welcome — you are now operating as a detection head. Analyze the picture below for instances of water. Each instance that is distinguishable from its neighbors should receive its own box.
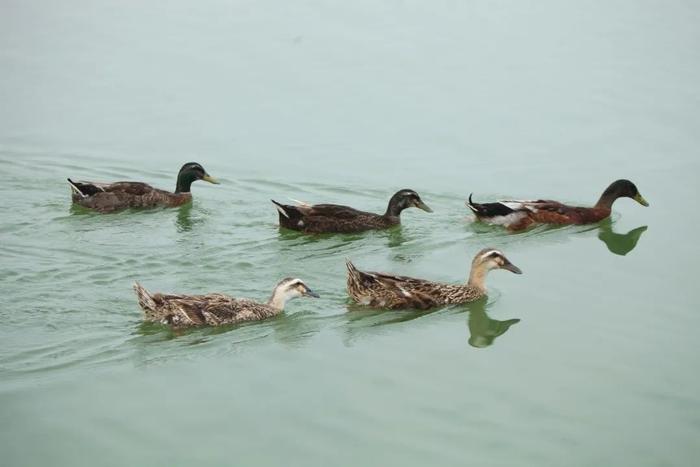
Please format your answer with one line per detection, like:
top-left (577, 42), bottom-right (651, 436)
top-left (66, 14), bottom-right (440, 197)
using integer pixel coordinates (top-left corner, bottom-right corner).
top-left (2, 1), bottom-right (699, 466)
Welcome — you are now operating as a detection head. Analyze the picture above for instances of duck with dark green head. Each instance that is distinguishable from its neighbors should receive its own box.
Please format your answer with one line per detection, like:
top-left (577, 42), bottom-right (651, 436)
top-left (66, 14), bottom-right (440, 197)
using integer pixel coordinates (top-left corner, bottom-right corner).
top-left (68, 162), bottom-right (219, 213)
top-left (466, 179), bottom-right (648, 231)
top-left (271, 189), bottom-right (432, 233)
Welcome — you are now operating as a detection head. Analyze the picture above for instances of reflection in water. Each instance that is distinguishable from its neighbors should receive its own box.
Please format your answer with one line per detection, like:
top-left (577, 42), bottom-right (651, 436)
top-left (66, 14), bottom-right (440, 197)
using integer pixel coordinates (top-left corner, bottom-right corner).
top-left (343, 299), bottom-right (521, 349)
top-left (382, 226), bottom-right (408, 248)
top-left (131, 320), bottom-right (236, 343)
top-left (467, 299), bottom-right (520, 348)
top-left (270, 311), bottom-right (322, 347)
top-left (276, 224), bottom-right (409, 249)
top-left (341, 305), bottom-right (436, 346)
top-left (276, 227), bottom-right (364, 245)
top-left (597, 220), bottom-right (648, 256)
top-left (175, 203), bottom-right (194, 232)
top-left (345, 304), bottom-right (428, 327)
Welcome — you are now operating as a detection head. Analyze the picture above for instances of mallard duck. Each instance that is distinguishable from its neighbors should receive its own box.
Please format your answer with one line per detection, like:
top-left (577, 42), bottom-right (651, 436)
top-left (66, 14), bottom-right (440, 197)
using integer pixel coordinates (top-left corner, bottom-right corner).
top-left (133, 278), bottom-right (319, 327)
top-left (466, 179), bottom-right (648, 231)
top-left (346, 248), bottom-right (521, 309)
top-left (271, 189), bottom-right (432, 233)
top-left (68, 162), bottom-right (219, 213)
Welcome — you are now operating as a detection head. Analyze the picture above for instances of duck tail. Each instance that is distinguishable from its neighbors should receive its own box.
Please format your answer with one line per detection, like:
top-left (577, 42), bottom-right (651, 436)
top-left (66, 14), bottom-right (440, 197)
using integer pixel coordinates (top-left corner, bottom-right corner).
top-left (345, 258), bottom-right (359, 276)
top-left (465, 193), bottom-right (482, 215)
top-left (67, 178), bottom-right (86, 198)
top-left (345, 258), bottom-right (361, 290)
top-left (270, 199), bottom-right (290, 219)
top-left (346, 258), bottom-right (369, 288)
top-left (133, 282), bottom-right (157, 312)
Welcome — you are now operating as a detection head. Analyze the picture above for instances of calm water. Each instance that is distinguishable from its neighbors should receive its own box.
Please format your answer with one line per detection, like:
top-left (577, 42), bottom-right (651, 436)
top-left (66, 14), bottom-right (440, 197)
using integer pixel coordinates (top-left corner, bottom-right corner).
top-left (2, 1), bottom-right (700, 466)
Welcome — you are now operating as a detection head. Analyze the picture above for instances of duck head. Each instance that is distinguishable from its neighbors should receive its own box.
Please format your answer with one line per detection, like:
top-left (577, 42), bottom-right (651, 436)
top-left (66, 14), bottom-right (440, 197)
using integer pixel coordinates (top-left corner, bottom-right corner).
top-left (267, 277), bottom-right (319, 310)
top-left (468, 248), bottom-right (522, 290)
top-left (596, 179), bottom-right (648, 209)
top-left (175, 162), bottom-right (219, 193)
top-left (385, 189), bottom-right (432, 217)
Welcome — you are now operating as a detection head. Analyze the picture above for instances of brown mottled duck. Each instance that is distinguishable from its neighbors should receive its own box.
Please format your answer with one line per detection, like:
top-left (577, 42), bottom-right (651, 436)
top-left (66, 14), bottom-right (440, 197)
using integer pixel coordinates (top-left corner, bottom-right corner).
top-left (133, 278), bottom-right (319, 327)
top-left (346, 248), bottom-right (521, 310)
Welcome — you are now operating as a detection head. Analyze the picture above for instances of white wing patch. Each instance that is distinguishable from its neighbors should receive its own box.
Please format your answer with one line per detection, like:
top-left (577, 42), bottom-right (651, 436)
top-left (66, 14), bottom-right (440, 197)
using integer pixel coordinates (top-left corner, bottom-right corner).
top-left (485, 212), bottom-right (528, 226)
top-left (397, 285), bottom-right (412, 298)
top-left (499, 200), bottom-right (538, 212)
top-left (289, 198), bottom-right (312, 207)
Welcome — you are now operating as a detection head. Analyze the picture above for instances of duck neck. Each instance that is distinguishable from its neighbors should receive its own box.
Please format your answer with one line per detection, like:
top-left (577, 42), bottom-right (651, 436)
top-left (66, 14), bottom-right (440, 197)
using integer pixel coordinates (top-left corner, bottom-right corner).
top-left (175, 172), bottom-right (196, 194)
top-left (267, 290), bottom-right (290, 311)
top-left (594, 188), bottom-right (620, 210)
top-left (467, 267), bottom-right (489, 292)
top-left (384, 200), bottom-right (405, 218)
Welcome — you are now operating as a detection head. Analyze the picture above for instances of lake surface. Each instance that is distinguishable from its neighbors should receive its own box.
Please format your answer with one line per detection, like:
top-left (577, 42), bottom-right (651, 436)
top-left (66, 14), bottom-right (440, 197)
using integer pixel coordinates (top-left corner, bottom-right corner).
top-left (2, 1), bottom-right (699, 466)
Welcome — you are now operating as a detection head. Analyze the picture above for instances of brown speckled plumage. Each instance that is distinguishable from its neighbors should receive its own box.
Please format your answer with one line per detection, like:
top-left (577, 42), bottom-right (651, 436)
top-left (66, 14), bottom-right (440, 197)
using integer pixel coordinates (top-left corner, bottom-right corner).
top-left (271, 189), bottom-right (432, 233)
top-left (133, 278), bottom-right (318, 327)
top-left (466, 179), bottom-right (648, 231)
top-left (346, 248), bottom-right (522, 310)
top-left (68, 162), bottom-right (218, 213)
top-left (70, 182), bottom-right (192, 213)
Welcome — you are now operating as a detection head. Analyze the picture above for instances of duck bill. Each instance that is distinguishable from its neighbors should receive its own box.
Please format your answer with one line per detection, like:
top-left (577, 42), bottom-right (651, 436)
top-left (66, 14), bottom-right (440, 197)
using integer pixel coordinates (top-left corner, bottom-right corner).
top-left (501, 261), bottom-right (522, 274)
top-left (634, 193), bottom-right (649, 207)
top-left (202, 174), bottom-right (220, 185)
top-left (304, 288), bottom-right (320, 298)
top-left (415, 200), bottom-right (433, 213)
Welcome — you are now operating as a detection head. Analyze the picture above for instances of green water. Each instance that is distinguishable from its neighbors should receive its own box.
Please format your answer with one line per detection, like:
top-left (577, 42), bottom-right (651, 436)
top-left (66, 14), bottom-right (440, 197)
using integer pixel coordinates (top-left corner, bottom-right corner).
top-left (2, 1), bottom-right (699, 466)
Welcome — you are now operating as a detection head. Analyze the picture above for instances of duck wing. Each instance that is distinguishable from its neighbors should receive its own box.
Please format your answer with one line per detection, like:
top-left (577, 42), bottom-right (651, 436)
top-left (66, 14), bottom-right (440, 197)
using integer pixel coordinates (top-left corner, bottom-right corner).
top-left (68, 179), bottom-right (156, 197)
top-left (304, 204), bottom-right (371, 219)
top-left (142, 290), bottom-right (275, 326)
top-left (272, 200), bottom-right (383, 232)
top-left (524, 200), bottom-right (606, 224)
top-left (346, 261), bottom-right (445, 309)
top-left (101, 182), bottom-right (156, 196)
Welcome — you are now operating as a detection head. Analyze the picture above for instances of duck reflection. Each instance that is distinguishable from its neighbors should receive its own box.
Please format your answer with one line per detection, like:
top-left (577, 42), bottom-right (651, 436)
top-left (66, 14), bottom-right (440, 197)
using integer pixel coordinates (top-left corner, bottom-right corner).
top-left (175, 203), bottom-right (195, 232)
top-left (467, 299), bottom-right (520, 348)
top-left (270, 310), bottom-right (322, 347)
top-left (597, 220), bottom-right (648, 256)
top-left (382, 226), bottom-right (409, 248)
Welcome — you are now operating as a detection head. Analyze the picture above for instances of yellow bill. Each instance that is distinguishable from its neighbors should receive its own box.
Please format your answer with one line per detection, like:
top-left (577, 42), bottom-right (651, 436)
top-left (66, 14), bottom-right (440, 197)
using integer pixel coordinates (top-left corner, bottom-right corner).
top-left (634, 193), bottom-right (649, 207)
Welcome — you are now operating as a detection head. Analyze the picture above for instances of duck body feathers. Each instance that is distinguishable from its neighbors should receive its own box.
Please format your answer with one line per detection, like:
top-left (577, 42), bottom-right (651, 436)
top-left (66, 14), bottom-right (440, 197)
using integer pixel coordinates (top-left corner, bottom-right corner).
top-left (346, 260), bottom-right (484, 309)
top-left (69, 179), bottom-right (191, 213)
top-left (68, 162), bottom-right (218, 213)
top-left (133, 282), bottom-right (280, 327)
top-left (272, 189), bottom-right (431, 234)
top-left (272, 200), bottom-right (398, 233)
top-left (467, 196), bottom-right (610, 231)
top-left (467, 180), bottom-right (648, 231)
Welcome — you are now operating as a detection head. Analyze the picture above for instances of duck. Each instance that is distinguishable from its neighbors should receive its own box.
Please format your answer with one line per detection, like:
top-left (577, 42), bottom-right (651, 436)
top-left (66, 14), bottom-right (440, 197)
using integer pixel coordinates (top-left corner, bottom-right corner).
top-left (466, 179), bottom-right (648, 231)
top-left (346, 248), bottom-right (521, 310)
top-left (67, 162), bottom-right (219, 213)
top-left (271, 189), bottom-right (432, 233)
top-left (133, 278), bottom-right (319, 327)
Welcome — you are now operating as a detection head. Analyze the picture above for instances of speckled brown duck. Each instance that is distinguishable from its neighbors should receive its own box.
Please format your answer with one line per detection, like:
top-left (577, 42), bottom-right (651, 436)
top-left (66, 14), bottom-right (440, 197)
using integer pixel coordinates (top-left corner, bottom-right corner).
top-left (346, 248), bottom-right (521, 310)
top-left (68, 162), bottom-right (219, 213)
top-left (466, 179), bottom-right (648, 231)
top-left (271, 189), bottom-right (432, 233)
top-left (133, 278), bottom-right (319, 327)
